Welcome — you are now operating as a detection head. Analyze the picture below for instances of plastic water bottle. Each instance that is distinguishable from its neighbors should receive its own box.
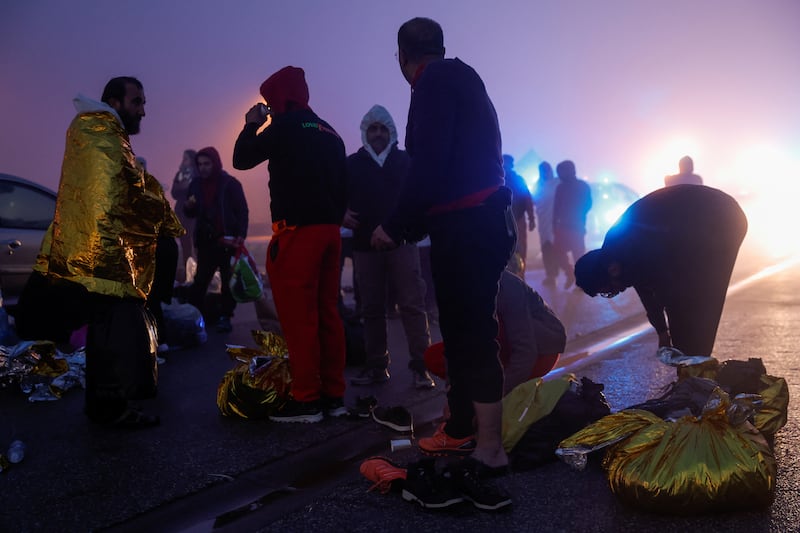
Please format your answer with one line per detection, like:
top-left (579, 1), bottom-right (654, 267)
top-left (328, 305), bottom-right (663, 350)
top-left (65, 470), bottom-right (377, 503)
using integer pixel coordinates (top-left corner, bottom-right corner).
top-left (7, 440), bottom-right (25, 464)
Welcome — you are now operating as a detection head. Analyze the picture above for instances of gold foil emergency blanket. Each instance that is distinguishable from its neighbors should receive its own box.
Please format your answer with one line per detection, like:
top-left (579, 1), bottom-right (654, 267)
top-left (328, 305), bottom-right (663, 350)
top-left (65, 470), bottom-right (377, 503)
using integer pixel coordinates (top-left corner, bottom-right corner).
top-left (605, 390), bottom-right (776, 514)
top-left (754, 375), bottom-right (789, 437)
top-left (675, 357), bottom-right (788, 439)
top-left (0, 341), bottom-right (86, 400)
top-left (35, 111), bottom-right (183, 299)
top-left (555, 409), bottom-right (661, 471)
top-left (217, 331), bottom-right (291, 419)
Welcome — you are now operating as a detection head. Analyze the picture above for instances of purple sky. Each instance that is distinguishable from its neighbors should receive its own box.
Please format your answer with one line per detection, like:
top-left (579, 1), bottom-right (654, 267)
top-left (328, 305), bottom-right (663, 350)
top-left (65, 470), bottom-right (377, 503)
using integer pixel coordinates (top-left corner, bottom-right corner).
top-left (1, 1), bottom-right (798, 232)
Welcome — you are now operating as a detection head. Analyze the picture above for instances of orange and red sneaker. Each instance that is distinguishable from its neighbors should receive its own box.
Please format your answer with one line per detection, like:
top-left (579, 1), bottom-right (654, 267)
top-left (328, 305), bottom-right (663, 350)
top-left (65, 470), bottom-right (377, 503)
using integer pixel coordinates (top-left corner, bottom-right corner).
top-left (418, 423), bottom-right (476, 456)
top-left (360, 456), bottom-right (407, 494)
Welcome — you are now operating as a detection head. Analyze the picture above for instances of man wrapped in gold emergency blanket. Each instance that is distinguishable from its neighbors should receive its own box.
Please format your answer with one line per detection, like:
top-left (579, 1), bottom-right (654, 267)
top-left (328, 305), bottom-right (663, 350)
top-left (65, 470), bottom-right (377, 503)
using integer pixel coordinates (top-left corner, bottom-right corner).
top-left (34, 110), bottom-right (183, 299)
top-left (217, 331), bottom-right (292, 419)
top-left (556, 389), bottom-right (776, 514)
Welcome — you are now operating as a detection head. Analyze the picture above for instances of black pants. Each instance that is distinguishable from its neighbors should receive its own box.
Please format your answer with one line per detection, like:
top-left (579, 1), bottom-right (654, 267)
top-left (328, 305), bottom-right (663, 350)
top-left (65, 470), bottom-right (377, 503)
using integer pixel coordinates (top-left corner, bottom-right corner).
top-left (84, 294), bottom-right (158, 423)
top-left (429, 187), bottom-right (516, 438)
top-left (189, 243), bottom-right (236, 320)
top-left (147, 235), bottom-right (179, 344)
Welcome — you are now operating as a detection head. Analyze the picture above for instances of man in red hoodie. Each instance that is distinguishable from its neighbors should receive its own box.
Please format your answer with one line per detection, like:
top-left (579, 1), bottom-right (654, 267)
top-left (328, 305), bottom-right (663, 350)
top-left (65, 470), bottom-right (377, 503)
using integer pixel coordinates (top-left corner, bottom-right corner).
top-left (233, 66), bottom-right (348, 423)
top-left (184, 146), bottom-right (249, 333)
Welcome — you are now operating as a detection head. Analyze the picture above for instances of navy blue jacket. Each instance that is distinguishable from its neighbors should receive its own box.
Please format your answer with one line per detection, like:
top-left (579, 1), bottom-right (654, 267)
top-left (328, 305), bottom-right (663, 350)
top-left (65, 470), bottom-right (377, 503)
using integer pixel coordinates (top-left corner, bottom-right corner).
top-left (383, 58), bottom-right (503, 241)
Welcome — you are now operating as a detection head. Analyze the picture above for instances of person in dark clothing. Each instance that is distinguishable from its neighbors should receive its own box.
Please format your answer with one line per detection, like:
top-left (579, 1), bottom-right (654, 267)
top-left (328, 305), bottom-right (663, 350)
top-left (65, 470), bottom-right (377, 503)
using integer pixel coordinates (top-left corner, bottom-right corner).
top-left (575, 184), bottom-right (747, 357)
top-left (552, 160), bottom-right (592, 289)
top-left (344, 104), bottom-right (433, 389)
top-left (184, 146), bottom-right (249, 334)
top-left (502, 154), bottom-right (535, 270)
top-left (533, 161), bottom-right (560, 286)
top-left (371, 17), bottom-right (514, 509)
top-left (233, 66), bottom-right (348, 424)
top-left (171, 149), bottom-right (198, 282)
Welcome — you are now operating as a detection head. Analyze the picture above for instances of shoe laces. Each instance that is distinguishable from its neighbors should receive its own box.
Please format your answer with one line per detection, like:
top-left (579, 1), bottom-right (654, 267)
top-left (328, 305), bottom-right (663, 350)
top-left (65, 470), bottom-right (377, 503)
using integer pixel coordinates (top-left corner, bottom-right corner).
top-left (362, 459), bottom-right (406, 494)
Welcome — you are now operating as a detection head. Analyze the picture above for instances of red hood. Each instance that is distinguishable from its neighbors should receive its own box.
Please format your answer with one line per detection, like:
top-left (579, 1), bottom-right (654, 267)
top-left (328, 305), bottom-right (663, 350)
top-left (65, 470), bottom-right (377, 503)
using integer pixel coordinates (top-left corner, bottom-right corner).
top-left (259, 66), bottom-right (310, 114)
top-left (196, 146), bottom-right (223, 179)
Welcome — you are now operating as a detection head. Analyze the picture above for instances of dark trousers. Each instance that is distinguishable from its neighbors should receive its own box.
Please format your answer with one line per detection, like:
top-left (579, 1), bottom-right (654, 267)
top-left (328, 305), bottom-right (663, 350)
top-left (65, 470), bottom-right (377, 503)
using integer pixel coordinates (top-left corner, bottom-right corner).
top-left (189, 243), bottom-right (236, 320)
top-left (429, 188), bottom-right (516, 438)
top-left (540, 240), bottom-right (559, 279)
top-left (84, 295), bottom-right (158, 423)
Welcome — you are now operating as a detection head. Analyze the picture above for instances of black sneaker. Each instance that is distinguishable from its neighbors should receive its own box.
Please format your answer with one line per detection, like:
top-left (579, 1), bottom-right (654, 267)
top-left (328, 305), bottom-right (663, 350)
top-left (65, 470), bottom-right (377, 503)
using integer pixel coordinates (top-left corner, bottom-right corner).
top-left (322, 396), bottom-right (348, 418)
top-left (450, 457), bottom-right (512, 511)
top-left (372, 406), bottom-right (413, 432)
top-left (216, 317), bottom-right (233, 333)
top-left (350, 395), bottom-right (378, 418)
top-left (401, 458), bottom-right (464, 509)
top-left (269, 399), bottom-right (323, 423)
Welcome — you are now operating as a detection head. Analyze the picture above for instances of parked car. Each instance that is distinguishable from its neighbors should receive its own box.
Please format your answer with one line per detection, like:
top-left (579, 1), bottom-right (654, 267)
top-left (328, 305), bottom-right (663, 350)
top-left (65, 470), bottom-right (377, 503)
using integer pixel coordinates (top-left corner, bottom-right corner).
top-left (0, 173), bottom-right (57, 308)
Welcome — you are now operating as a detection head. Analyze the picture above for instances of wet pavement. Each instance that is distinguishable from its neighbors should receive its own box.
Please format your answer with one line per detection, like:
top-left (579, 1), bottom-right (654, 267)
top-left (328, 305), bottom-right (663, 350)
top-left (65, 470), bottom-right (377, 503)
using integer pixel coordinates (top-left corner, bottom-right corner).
top-left (1, 248), bottom-right (796, 532)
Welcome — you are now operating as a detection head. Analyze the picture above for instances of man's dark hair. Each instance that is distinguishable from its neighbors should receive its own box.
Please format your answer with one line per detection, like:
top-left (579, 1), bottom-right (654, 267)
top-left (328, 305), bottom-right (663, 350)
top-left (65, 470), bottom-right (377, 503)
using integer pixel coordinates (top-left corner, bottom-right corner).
top-left (101, 76), bottom-right (143, 105)
top-left (398, 17), bottom-right (445, 61)
top-left (574, 249), bottom-right (609, 297)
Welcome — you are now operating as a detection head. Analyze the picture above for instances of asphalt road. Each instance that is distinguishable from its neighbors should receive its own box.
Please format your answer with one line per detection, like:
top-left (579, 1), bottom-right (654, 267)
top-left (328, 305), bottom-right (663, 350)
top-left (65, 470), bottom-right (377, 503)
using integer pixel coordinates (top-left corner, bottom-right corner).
top-left (1, 250), bottom-right (797, 533)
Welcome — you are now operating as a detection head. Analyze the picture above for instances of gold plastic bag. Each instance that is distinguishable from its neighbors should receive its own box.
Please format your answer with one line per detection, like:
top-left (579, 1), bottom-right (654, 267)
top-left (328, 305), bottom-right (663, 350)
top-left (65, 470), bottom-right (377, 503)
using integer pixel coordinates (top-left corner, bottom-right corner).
top-left (556, 410), bottom-right (662, 470)
top-left (606, 390), bottom-right (776, 514)
top-left (754, 375), bottom-right (789, 438)
top-left (216, 331), bottom-right (292, 419)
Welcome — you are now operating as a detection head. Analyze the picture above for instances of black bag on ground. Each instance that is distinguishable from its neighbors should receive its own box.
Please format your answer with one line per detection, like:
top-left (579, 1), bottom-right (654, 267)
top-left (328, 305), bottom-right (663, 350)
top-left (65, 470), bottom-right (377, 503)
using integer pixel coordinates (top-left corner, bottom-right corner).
top-left (716, 358), bottom-right (767, 395)
top-left (626, 376), bottom-right (720, 419)
top-left (510, 377), bottom-right (611, 471)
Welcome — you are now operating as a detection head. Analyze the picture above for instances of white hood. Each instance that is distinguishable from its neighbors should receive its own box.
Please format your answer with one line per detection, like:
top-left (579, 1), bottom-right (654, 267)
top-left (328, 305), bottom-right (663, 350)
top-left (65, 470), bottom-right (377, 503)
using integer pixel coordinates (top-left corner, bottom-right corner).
top-left (73, 93), bottom-right (123, 128)
top-left (360, 104), bottom-right (398, 167)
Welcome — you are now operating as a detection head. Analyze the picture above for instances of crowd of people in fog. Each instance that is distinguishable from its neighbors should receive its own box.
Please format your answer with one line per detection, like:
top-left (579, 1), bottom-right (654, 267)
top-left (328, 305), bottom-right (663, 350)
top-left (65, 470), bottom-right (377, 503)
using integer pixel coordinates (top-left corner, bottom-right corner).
top-left (9, 15), bottom-right (747, 515)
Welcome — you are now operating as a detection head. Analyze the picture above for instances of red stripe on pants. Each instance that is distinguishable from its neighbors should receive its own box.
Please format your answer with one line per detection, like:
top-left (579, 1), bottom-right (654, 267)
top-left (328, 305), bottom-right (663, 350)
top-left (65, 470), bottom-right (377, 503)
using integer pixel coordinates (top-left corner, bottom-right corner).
top-left (267, 224), bottom-right (346, 402)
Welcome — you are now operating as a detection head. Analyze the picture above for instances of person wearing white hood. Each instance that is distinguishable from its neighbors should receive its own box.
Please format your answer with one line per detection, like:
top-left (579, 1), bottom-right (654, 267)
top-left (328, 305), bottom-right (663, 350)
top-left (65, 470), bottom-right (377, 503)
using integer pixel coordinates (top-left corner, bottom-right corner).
top-left (342, 105), bottom-right (434, 389)
top-left (19, 76), bottom-right (184, 429)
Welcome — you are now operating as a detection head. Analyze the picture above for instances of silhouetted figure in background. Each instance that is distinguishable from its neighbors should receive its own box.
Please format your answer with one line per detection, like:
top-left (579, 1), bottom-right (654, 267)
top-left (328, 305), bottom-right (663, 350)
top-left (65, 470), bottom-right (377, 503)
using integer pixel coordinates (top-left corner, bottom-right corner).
top-left (503, 154), bottom-right (535, 270)
top-left (575, 185), bottom-right (747, 357)
top-left (533, 161), bottom-right (559, 286)
top-left (553, 160), bottom-right (592, 289)
top-left (171, 149), bottom-right (198, 282)
top-left (664, 155), bottom-right (703, 187)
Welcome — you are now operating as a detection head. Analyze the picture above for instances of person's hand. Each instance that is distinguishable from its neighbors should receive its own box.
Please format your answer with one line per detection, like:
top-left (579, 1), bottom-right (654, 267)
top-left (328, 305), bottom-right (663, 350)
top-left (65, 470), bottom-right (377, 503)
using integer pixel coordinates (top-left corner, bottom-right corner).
top-left (528, 217), bottom-right (536, 232)
top-left (657, 330), bottom-right (672, 347)
top-left (370, 225), bottom-right (397, 251)
top-left (342, 209), bottom-right (360, 230)
top-left (245, 104), bottom-right (269, 126)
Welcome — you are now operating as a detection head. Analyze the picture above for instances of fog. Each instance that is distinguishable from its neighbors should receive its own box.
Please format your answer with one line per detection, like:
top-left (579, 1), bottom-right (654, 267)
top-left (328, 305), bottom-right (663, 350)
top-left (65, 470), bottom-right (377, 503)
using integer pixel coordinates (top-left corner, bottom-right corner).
top-left (1, 0), bottom-right (798, 240)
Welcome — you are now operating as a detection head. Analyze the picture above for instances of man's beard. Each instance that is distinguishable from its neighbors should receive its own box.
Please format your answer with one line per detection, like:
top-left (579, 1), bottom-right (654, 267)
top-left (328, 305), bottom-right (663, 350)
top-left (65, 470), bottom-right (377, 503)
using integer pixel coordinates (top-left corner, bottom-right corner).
top-left (118, 108), bottom-right (141, 135)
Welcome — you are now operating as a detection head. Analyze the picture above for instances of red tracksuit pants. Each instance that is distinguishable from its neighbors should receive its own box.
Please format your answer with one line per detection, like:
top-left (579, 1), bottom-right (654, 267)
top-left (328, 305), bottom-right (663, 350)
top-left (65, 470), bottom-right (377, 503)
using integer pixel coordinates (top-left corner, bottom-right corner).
top-left (266, 224), bottom-right (346, 402)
